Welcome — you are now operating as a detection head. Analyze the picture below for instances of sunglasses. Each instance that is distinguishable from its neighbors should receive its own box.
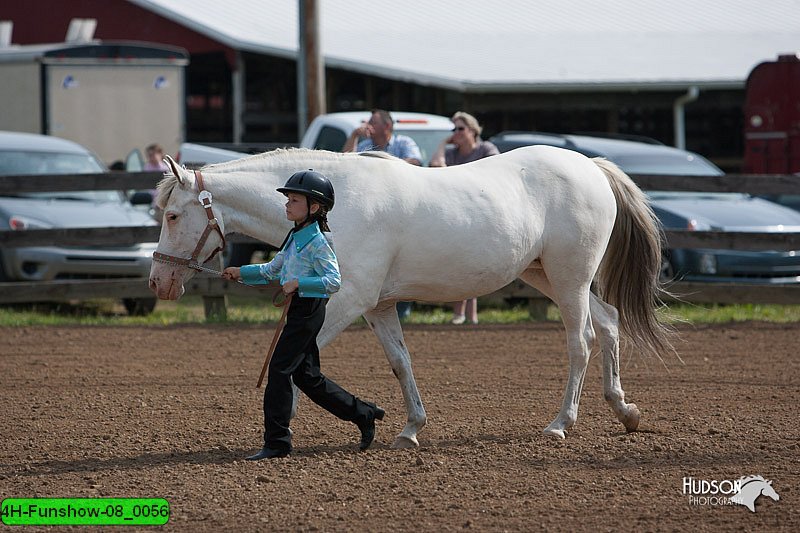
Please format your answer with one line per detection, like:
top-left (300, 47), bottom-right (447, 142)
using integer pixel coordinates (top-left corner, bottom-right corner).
top-left (451, 126), bottom-right (467, 132)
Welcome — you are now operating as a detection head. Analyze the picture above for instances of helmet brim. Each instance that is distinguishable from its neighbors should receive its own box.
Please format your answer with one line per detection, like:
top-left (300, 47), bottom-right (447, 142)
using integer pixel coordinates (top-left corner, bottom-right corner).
top-left (277, 187), bottom-right (334, 209)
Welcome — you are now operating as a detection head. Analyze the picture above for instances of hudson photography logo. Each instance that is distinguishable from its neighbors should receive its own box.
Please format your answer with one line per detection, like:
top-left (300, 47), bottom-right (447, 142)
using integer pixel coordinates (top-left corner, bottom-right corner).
top-left (682, 475), bottom-right (780, 512)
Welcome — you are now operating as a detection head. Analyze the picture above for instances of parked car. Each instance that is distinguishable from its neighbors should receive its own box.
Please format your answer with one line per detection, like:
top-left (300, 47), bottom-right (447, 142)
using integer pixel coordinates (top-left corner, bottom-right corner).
top-left (490, 131), bottom-right (724, 176)
top-left (488, 131), bottom-right (800, 284)
top-left (0, 131), bottom-right (159, 314)
top-left (648, 192), bottom-right (800, 283)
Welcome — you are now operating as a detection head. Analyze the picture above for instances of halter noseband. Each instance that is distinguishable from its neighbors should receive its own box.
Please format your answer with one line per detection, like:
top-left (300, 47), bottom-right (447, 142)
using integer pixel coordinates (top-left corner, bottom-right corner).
top-left (152, 169), bottom-right (227, 271)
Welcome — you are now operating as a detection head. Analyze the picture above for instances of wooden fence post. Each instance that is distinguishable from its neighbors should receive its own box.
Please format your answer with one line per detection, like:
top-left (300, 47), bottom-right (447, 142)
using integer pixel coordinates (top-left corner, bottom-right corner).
top-left (528, 298), bottom-right (550, 321)
top-left (202, 254), bottom-right (228, 320)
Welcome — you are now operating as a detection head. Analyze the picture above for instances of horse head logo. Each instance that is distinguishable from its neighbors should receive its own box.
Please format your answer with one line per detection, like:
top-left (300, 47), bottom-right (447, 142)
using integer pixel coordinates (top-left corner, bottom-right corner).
top-left (730, 475), bottom-right (780, 513)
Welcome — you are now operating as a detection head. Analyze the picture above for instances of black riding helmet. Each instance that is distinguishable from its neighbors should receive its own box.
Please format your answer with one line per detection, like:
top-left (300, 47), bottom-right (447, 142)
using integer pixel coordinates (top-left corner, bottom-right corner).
top-left (277, 169), bottom-right (335, 210)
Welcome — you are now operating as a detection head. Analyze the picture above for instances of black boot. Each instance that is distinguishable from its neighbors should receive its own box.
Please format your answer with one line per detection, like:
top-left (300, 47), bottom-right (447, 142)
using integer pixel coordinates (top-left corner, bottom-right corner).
top-left (357, 403), bottom-right (385, 451)
top-left (246, 447), bottom-right (290, 460)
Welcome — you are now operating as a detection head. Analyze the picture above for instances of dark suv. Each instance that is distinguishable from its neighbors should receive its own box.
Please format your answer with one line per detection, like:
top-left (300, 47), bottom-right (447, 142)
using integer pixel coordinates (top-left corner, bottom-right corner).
top-left (489, 131), bottom-right (724, 176)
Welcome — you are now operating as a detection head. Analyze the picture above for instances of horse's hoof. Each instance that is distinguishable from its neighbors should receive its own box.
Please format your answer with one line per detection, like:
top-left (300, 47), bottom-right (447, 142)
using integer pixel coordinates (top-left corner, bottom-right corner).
top-left (621, 403), bottom-right (640, 433)
top-left (391, 435), bottom-right (419, 449)
top-left (543, 426), bottom-right (566, 439)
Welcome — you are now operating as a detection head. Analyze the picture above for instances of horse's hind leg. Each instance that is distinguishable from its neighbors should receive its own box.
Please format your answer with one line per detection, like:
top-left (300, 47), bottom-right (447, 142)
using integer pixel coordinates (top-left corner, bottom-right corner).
top-left (520, 267), bottom-right (640, 434)
top-left (289, 284), bottom-right (372, 419)
top-left (519, 268), bottom-right (593, 439)
top-left (588, 293), bottom-right (640, 432)
top-left (363, 304), bottom-right (426, 448)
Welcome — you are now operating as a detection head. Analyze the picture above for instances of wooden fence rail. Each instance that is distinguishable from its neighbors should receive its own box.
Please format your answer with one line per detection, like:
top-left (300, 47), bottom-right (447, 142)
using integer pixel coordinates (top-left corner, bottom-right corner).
top-left (2, 171), bottom-right (800, 317)
top-left (2, 171), bottom-right (799, 195)
top-left (3, 225), bottom-right (800, 251)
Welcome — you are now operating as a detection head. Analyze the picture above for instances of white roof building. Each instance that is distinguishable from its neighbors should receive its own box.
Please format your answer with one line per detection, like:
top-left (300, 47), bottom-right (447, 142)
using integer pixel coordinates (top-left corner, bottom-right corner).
top-left (5, 0), bottom-right (795, 161)
top-left (131, 0), bottom-right (800, 91)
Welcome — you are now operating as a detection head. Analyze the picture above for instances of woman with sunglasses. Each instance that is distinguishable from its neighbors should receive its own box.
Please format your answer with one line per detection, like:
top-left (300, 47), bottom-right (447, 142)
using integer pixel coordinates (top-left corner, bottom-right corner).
top-left (429, 111), bottom-right (499, 168)
top-left (429, 111), bottom-right (500, 325)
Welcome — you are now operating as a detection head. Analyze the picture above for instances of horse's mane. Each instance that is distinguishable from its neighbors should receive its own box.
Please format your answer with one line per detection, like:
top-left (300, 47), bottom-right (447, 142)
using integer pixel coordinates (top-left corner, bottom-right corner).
top-left (155, 149), bottom-right (344, 208)
top-left (156, 173), bottom-right (179, 209)
top-left (202, 147), bottom-right (346, 172)
top-left (357, 151), bottom-right (402, 161)
top-left (739, 475), bottom-right (767, 485)
top-left (156, 148), bottom-right (405, 208)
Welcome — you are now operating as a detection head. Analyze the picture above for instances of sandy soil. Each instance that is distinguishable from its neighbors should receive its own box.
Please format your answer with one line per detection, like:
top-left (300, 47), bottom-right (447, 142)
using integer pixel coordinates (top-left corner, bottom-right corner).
top-left (1, 321), bottom-right (798, 531)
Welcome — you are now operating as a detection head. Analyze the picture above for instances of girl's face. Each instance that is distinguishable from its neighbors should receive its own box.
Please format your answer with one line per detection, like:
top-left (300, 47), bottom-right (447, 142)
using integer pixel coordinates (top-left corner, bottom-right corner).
top-left (284, 192), bottom-right (319, 223)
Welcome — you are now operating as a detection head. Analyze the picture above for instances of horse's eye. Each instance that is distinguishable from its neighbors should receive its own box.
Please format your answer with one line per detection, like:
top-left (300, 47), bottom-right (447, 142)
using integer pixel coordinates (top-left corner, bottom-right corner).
top-left (166, 213), bottom-right (178, 222)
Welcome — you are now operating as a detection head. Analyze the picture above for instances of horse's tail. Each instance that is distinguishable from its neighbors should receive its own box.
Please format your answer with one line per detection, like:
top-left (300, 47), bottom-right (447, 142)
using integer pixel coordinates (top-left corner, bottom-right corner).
top-left (593, 158), bottom-right (675, 359)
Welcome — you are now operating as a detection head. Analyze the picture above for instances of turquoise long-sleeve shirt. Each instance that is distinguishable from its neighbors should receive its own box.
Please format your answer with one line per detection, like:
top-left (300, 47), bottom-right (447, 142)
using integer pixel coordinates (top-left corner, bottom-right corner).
top-left (239, 223), bottom-right (341, 298)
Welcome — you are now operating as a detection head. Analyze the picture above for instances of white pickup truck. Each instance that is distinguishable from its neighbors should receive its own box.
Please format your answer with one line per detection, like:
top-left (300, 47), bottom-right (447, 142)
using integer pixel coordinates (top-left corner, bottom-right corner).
top-left (299, 111), bottom-right (452, 166)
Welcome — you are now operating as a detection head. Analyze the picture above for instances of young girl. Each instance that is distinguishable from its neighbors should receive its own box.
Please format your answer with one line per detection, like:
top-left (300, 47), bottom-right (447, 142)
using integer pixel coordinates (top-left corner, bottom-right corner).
top-left (223, 170), bottom-right (384, 460)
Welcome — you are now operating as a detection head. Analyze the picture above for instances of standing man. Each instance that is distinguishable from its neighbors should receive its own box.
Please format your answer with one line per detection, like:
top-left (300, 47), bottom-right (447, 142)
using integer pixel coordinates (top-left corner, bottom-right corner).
top-left (343, 109), bottom-right (422, 166)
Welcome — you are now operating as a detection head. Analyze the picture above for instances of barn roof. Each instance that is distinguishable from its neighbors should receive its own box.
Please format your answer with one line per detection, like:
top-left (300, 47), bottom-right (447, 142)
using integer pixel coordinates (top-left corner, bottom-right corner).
top-left (130, 0), bottom-right (800, 91)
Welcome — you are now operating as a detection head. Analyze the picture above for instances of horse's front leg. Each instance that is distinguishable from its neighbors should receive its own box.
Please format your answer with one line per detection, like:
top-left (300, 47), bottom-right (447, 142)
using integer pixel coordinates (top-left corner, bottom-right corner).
top-left (363, 304), bottom-right (426, 448)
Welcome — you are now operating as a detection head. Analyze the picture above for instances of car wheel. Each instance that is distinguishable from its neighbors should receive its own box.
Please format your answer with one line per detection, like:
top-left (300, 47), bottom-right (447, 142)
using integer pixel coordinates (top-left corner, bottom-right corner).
top-left (123, 297), bottom-right (157, 316)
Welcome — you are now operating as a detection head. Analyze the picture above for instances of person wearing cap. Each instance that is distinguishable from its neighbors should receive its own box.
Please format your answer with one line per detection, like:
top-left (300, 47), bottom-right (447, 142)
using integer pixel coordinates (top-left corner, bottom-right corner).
top-left (223, 170), bottom-right (384, 460)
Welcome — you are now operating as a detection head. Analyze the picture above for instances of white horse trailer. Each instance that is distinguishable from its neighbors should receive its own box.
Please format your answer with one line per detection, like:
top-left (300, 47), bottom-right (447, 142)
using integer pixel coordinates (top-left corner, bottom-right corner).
top-left (0, 41), bottom-right (188, 165)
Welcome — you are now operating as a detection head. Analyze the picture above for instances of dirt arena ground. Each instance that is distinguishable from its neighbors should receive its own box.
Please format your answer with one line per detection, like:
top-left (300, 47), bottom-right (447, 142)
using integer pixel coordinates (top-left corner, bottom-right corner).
top-left (1, 321), bottom-right (797, 531)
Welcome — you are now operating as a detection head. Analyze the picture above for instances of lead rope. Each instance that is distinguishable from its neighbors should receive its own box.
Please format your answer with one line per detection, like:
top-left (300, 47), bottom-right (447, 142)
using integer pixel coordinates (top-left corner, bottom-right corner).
top-left (256, 292), bottom-right (293, 388)
top-left (180, 260), bottom-right (289, 306)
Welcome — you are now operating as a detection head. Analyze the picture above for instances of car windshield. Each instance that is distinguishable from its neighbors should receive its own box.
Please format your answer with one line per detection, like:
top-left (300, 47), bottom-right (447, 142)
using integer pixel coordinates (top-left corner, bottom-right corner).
top-left (611, 153), bottom-right (723, 176)
top-left (0, 149), bottom-right (120, 202)
top-left (648, 191), bottom-right (749, 201)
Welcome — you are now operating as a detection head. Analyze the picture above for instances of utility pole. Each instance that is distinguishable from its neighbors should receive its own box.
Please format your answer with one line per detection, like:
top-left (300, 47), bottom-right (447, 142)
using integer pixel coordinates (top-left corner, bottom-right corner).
top-left (297, 0), bottom-right (325, 140)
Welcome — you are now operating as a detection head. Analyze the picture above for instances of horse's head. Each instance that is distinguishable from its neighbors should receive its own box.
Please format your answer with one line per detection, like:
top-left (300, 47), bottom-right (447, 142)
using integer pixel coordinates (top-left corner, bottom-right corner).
top-left (761, 480), bottom-right (780, 502)
top-left (148, 155), bottom-right (227, 300)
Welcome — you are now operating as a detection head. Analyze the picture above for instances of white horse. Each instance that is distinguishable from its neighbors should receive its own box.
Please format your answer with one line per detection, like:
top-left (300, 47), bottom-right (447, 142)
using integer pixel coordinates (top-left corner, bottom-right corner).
top-left (149, 147), bottom-right (672, 447)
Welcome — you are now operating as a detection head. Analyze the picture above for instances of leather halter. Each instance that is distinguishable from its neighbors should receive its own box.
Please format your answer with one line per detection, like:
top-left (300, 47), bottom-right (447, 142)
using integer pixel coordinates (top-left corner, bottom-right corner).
top-left (152, 170), bottom-right (227, 271)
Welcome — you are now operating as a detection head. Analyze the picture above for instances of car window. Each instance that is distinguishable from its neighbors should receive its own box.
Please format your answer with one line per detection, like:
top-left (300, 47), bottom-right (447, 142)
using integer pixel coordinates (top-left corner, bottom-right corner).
top-left (0, 150), bottom-right (105, 175)
top-left (315, 124), bottom-right (450, 166)
top-left (0, 150), bottom-right (120, 202)
top-left (649, 191), bottom-right (748, 201)
top-left (313, 126), bottom-right (348, 152)
top-left (761, 194), bottom-right (800, 212)
top-left (611, 153), bottom-right (723, 176)
top-left (395, 129), bottom-right (451, 166)
top-left (124, 148), bottom-right (144, 172)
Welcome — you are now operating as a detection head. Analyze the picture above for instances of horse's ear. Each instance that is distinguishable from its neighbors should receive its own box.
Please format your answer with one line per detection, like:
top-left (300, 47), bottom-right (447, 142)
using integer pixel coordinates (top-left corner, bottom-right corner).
top-left (163, 154), bottom-right (186, 185)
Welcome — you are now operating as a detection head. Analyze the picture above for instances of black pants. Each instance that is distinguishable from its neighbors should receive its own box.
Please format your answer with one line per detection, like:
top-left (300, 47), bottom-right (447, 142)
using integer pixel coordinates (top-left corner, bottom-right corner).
top-left (263, 296), bottom-right (372, 451)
